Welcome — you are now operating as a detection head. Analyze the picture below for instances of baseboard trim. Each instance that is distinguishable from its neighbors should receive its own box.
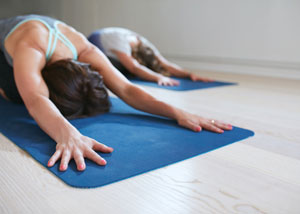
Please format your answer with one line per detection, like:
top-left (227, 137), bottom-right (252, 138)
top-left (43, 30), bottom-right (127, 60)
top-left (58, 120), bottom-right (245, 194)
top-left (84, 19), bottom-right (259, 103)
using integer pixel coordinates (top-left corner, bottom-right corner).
top-left (164, 54), bottom-right (300, 80)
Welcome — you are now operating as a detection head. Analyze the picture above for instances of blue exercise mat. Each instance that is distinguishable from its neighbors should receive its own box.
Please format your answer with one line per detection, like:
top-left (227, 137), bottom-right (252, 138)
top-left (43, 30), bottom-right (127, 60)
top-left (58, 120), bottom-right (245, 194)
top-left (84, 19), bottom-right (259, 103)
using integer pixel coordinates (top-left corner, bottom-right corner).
top-left (0, 97), bottom-right (254, 188)
top-left (130, 77), bottom-right (236, 91)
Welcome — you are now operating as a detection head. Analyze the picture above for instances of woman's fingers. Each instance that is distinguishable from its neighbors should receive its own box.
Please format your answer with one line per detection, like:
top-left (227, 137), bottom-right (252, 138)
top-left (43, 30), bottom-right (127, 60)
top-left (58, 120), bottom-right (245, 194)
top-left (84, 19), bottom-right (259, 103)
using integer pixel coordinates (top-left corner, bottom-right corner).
top-left (171, 79), bottom-right (180, 86)
top-left (212, 120), bottom-right (233, 130)
top-left (47, 137), bottom-right (113, 171)
top-left (48, 149), bottom-right (62, 167)
top-left (200, 119), bottom-right (233, 133)
top-left (59, 150), bottom-right (72, 171)
top-left (178, 114), bottom-right (233, 134)
top-left (190, 74), bottom-right (214, 82)
top-left (84, 149), bottom-right (107, 166)
top-left (190, 74), bottom-right (202, 82)
top-left (159, 80), bottom-right (167, 86)
top-left (167, 78), bottom-right (180, 86)
top-left (158, 77), bottom-right (180, 86)
top-left (198, 76), bottom-right (214, 82)
top-left (92, 140), bottom-right (114, 153)
top-left (201, 122), bottom-right (224, 133)
top-left (73, 150), bottom-right (85, 171)
top-left (178, 120), bottom-right (202, 132)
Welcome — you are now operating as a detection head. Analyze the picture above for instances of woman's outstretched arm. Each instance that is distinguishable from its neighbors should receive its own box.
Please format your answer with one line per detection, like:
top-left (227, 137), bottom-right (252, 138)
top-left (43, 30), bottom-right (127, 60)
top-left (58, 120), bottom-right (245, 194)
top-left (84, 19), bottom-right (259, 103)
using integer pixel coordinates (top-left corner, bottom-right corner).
top-left (13, 45), bottom-right (113, 172)
top-left (112, 50), bottom-right (179, 86)
top-left (79, 43), bottom-right (232, 133)
top-left (156, 54), bottom-right (214, 82)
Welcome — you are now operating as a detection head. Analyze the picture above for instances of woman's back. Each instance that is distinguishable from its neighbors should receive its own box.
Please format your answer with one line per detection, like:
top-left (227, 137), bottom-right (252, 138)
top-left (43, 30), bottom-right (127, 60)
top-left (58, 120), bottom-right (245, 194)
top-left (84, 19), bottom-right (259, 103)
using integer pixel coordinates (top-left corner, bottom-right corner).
top-left (1, 15), bottom-right (87, 66)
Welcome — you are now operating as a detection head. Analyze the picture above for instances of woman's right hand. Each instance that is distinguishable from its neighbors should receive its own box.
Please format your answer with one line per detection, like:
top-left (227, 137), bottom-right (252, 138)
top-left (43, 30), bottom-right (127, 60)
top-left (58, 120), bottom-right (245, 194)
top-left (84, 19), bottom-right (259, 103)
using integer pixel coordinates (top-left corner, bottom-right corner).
top-left (175, 110), bottom-right (232, 133)
top-left (157, 76), bottom-right (180, 86)
top-left (189, 73), bottom-right (214, 82)
top-left (47, 132), bottom-right (113, 171)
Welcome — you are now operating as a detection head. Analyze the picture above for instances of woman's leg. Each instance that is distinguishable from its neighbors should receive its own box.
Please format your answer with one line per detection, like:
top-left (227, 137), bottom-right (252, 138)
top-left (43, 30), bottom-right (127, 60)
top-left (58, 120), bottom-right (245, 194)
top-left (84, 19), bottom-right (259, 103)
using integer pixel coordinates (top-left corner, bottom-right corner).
top-left (0, 50), bottom-right (23, 103)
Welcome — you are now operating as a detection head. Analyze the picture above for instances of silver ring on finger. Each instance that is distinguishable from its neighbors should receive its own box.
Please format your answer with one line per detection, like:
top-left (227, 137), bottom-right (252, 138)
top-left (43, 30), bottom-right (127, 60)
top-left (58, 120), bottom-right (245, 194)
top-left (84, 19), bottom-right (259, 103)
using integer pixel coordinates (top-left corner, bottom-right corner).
top-left (211, 120), bottom-right (215, 124)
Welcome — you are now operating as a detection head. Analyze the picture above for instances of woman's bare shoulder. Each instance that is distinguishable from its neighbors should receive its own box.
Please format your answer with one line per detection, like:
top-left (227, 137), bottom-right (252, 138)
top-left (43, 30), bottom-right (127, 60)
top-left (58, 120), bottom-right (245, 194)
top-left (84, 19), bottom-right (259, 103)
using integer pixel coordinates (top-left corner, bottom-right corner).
top-left (5, 21), bottom-right (49, 57)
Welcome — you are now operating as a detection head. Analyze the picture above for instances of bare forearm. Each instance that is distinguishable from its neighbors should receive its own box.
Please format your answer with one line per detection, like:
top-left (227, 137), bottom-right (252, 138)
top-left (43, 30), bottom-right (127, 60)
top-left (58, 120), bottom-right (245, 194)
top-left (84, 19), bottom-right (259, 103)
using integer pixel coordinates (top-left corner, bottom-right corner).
top-left (157, 56), bottom-right (189, 78)
top-left (132, 64), bottom-right (162, 82)
top-left (121, 84), bottom-right (181, 120)
top-left (161, 61), bottom-right (214, 82)
top-left (25, 96), bottom-right (78, 143)
top-left (164, 62), bottom-right (189, 78)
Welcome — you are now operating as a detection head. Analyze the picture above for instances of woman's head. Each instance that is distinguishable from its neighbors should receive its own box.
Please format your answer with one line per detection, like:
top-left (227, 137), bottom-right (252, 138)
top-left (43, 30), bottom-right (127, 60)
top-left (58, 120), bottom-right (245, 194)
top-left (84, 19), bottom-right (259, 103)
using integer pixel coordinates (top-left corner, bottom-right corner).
top-left (42, 59), bottom-right (110, 119)
top-left (132, 42), bottom-right (156, 67)
top-left (132, 42), bottom-right (171, 76)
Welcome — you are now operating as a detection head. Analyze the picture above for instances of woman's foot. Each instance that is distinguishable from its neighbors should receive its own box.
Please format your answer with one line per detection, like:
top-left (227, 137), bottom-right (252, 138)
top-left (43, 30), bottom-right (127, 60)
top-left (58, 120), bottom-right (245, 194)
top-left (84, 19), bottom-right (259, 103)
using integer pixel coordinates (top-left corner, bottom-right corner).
top-left (0, 88), bottom-right (9, 100)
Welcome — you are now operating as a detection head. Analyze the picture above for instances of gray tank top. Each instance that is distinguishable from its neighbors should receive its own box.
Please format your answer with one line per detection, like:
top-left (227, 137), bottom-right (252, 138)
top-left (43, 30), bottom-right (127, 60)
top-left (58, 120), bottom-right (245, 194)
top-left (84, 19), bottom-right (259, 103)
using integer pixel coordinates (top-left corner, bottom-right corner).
top-left (0, 14), bottom-right (78, 66)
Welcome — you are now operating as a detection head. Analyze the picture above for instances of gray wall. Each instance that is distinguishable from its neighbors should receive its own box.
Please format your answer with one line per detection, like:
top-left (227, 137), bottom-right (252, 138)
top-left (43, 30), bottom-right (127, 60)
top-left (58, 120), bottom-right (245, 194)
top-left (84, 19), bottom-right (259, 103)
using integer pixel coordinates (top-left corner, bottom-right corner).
top-left (1, 0), bottom-right (299, 78)
top-left (0, 0), bottom-right (61, 19)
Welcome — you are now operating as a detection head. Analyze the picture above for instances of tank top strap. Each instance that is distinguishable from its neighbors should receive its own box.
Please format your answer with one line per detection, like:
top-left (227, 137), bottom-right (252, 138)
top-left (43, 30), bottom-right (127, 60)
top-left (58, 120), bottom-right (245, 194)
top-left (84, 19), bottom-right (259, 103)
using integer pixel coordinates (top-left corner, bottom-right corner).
top-left (4, 17), bottom-right (78, 62)
top-left (47, 28), bottom-right (58, 60)
top-left (4, 18), bottom-right (55, 61)
top-left (54, 21), bottom-right (78, 60)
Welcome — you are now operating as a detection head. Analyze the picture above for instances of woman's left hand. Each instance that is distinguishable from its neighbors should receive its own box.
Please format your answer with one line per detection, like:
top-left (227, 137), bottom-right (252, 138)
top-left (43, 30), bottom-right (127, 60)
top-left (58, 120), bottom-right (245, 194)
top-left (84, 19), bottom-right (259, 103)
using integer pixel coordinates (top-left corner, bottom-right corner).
top-left (176, 111), bottom-right (233, 133)
top-left (157, 76), bottom-right (180, 86)
top-left (189, 73), bottom-right (214, 82)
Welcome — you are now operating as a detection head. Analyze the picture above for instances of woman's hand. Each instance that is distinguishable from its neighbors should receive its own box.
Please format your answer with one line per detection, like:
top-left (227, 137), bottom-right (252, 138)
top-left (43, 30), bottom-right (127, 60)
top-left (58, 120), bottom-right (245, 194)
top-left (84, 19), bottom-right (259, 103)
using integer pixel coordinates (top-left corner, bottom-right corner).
top-left (189, 73), bottom-right (214, 82)
top-left (176, 111), bottom-right (233, 133)
top-left (47, 132), bottom-right (113, 171)
top-left (157, 76), bottom-right (180, 86)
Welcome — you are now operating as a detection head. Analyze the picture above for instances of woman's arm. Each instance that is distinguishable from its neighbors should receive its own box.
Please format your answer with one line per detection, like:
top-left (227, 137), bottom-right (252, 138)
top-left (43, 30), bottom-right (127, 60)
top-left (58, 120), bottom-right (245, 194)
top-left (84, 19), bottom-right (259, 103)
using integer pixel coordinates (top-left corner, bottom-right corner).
top-left (156, 54), bottom-right (214, 82)
top-left (13, 45), bottom-right (113, 172)
top-left (79, 43), bottom-right (232, 133)
top-left (112, 50), bottom-right (179, 86)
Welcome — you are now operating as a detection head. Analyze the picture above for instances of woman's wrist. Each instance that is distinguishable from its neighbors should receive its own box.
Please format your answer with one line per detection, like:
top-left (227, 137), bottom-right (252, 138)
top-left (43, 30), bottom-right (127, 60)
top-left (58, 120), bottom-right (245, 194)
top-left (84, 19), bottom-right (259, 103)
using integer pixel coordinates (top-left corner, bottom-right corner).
top-left (167, 104), bottom-right (187, 122)
top-left (156, 73), bottom-right (165, 82)
top-left (55, 120), bottom-right (81, 143)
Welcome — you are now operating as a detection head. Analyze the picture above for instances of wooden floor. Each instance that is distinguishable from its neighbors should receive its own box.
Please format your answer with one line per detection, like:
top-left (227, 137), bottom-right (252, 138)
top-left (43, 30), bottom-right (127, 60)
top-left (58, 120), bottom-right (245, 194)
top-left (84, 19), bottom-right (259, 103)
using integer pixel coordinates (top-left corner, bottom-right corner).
top-left (1, 70), bottom-right (300, 214)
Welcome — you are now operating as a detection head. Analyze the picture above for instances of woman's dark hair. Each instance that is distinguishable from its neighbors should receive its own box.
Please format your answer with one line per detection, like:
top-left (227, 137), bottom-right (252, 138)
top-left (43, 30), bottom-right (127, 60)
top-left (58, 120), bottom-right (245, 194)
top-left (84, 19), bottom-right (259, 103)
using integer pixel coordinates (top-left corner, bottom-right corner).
top-left (42, 59), bottom-right (110, 119)
top-left (131, 42), bottom-right (171, 76)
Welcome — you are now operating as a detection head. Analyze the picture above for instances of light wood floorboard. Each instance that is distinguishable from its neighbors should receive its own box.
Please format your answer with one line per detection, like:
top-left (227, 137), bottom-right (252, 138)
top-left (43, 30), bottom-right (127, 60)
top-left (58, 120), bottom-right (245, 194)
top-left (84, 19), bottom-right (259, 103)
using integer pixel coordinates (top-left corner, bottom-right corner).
top-left (1, 70), bottom-right (299, 214)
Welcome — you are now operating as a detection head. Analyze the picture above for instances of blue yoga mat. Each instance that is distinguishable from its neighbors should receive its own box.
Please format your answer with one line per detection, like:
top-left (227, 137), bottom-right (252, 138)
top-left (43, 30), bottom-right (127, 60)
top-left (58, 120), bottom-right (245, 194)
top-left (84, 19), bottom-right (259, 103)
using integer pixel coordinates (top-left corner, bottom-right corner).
top-left (130, 77), bottom-right (236, 91)
top-left (0, 97), bottom-right (254, 188)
